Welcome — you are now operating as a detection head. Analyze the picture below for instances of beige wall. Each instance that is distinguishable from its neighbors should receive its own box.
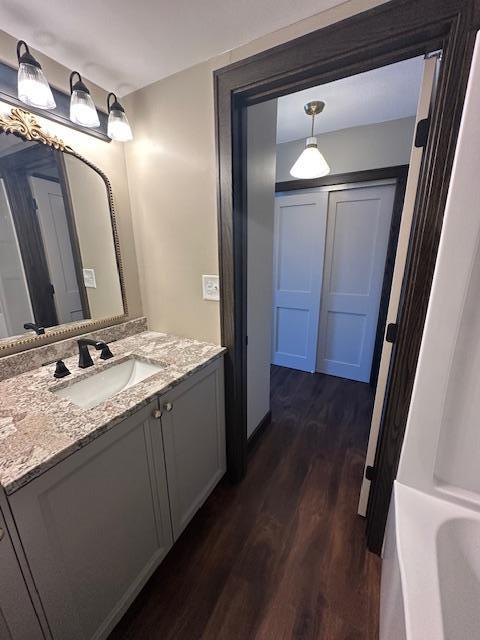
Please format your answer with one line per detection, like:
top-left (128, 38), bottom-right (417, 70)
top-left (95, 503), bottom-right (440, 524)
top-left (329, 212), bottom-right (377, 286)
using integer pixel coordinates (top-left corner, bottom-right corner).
top-left (124, 0), bottom-right (389, 345)
top-left (0, 31), bottom-right (143, 322)
top-left (123, 59), bottom-right (226, 344)
top-left (276, 117), bottom-right (416, 182)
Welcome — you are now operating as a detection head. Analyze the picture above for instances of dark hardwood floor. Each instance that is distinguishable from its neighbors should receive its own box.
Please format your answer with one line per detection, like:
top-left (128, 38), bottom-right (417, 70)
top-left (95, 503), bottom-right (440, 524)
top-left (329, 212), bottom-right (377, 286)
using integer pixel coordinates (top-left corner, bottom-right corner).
top-left (110, 366), bottom-right (380, 640)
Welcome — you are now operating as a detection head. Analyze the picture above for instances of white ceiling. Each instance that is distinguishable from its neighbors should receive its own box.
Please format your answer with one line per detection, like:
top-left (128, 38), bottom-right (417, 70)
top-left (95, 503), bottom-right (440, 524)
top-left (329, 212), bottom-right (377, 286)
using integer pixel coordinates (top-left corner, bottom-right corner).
top-left (1, 0), bottom-right (345, 96)
top-left (276, 57), bottom-right (425, 144)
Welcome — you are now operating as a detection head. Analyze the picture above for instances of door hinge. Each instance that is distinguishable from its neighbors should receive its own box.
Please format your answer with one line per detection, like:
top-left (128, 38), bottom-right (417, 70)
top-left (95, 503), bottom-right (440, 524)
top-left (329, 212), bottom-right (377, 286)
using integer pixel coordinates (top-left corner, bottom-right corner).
top-left (48, 283), bottom-right (55, 296)
top-left (385, 323), bottom-right (397, 344)
top-left (365, 465), bottom-right (376, 481)
top-left (32, 197), bottom-right (38, 210)
top-left (415, 118), bottom-right (430, 148)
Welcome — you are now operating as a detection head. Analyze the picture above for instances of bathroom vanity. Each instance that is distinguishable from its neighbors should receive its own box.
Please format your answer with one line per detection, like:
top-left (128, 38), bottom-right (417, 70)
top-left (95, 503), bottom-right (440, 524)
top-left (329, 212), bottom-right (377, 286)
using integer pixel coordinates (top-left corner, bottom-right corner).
top-left (0, 331), bottom-right (225, 640)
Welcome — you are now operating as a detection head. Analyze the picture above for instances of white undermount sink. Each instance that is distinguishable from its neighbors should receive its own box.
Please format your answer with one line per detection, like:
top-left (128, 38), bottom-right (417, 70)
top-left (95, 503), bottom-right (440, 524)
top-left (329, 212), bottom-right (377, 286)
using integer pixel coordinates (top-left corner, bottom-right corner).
top-left (53, 357), bottom-right (166, 409)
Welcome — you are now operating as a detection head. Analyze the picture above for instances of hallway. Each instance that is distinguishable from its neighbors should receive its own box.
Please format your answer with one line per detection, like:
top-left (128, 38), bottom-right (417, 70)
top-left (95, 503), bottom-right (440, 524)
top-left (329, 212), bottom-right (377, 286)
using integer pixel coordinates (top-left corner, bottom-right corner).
top-left (110, 366), bottom-right (380, 640)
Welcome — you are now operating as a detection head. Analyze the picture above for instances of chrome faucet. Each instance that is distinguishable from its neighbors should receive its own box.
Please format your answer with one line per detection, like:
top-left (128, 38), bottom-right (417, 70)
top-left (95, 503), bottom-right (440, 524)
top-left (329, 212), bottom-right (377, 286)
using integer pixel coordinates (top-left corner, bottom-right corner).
top-left (77, 338), bottom-right (113, 368)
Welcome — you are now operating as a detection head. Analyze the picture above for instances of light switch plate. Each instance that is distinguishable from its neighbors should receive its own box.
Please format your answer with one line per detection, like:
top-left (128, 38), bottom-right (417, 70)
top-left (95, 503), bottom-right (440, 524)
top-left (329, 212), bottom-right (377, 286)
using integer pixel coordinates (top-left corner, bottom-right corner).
top-left (83, 268), bottom-right (97, 289)
top-left (202, 275), bottom-right (220, 301)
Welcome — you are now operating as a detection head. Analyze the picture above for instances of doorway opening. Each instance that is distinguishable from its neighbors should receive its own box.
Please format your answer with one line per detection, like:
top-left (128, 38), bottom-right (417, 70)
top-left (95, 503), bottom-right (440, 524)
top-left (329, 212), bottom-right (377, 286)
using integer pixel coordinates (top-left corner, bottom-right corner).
top-left (246, 53), bottom-right (434, 532)
top-left (215, 0), bottom-right (476, 553)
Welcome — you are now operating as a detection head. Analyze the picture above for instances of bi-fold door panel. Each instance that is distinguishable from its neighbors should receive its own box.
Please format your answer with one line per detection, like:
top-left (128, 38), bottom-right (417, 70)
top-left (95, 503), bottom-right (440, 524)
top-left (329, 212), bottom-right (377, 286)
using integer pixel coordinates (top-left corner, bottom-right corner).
top-left (316, 184), bottom-right (395, 382)
top-left (272, 192), bottom-right (328, 373)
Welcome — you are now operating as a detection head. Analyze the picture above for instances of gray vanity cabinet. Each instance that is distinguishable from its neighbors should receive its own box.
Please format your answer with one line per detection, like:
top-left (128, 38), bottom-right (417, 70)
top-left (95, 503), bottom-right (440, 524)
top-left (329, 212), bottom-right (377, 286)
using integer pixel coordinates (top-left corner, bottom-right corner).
top-left (0, 505), bottom-right (45, 639)
top-left (8, 399), bottom-right (173, 640)
top-left (160, 358), bottom-right (226, 539)
top-left (7, 356), bottom-right (226, 640)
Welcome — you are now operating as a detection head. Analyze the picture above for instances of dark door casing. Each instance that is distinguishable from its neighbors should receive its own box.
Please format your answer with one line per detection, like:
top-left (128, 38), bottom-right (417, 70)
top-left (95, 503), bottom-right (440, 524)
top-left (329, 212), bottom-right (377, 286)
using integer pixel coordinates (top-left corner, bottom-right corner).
top-left (214, 0), bottom-right (480, 553)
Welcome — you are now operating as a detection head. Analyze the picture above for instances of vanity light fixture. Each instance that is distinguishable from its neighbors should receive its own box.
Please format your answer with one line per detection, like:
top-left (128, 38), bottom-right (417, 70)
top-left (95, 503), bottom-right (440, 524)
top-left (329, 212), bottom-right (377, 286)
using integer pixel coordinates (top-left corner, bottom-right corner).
top-left (107, 92), bottom-right (133, 141)
top-left (16, 40), bottom-right (56, 110)
top-left (290, 101), bottom-right (330, 179)
top-left (69, 71), bottom-right (100, 128)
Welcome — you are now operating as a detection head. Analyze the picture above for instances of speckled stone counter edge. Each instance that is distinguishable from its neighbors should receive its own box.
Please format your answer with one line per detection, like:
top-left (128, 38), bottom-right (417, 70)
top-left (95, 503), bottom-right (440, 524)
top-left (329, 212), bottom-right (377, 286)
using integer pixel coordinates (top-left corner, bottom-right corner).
top-left (0, 331), bottom-right (225, 494)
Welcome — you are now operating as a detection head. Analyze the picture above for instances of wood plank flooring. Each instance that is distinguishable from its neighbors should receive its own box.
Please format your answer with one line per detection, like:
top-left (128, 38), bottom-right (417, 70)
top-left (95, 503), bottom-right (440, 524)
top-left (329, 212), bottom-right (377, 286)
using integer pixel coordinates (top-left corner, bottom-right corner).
top-left (109, 366), bottom-right (381, 640)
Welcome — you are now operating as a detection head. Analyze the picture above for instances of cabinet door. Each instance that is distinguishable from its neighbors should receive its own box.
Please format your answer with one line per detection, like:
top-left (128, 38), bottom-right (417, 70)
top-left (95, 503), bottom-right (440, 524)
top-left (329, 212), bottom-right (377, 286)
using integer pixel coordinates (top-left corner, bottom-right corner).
top-left (9, 399), bottom-right (172, 640)
top-left (0, 506), bottom-right (45, 639)
top-left (161, 358), bottom-right (226, 539)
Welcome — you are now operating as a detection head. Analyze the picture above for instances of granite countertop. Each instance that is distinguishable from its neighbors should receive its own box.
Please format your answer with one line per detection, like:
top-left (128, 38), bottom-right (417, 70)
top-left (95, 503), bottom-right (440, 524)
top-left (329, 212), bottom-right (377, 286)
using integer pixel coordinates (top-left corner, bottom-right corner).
top-left (0, 331), bottom-right (225, 495)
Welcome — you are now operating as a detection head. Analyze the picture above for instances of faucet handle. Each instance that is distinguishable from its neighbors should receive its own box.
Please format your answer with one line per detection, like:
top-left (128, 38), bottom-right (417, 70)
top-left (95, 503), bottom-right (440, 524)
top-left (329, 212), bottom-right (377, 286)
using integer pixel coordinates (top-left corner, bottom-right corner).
top-left (24, 322), bottom-right (45, 335)
top-left (54, 360), bottom-right (71, 379)
top-left (98, 343), bottom-right (113, 360)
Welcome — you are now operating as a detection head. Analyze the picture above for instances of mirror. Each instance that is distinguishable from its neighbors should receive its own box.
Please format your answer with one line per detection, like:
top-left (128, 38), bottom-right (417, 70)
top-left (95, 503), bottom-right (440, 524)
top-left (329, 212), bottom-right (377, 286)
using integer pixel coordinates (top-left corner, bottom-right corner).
top-left (0, 108), bottom-right (126, 345)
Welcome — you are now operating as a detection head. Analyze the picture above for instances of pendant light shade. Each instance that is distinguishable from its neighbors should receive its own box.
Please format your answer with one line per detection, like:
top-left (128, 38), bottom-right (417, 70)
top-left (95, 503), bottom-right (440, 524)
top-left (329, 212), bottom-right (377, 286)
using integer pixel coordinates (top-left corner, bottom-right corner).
top-left (16, 40), bottom-right (56, 110)
top-left (69, 72), bottom-right (100, 127)
top-left (290, 137), bottom-right (330, 179)
top-left (107, 92), bottom-right (133, 142)
top-left (290, 101), bottom-right (330, 179)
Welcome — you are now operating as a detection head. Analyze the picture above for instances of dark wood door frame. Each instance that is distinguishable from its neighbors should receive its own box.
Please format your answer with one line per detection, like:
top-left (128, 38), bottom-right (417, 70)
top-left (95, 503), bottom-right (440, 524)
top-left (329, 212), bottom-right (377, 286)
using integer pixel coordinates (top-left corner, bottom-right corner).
top-left (276, 165), bottom-right (409, 392)
top-left (214, 0), bottom-right (480, 554)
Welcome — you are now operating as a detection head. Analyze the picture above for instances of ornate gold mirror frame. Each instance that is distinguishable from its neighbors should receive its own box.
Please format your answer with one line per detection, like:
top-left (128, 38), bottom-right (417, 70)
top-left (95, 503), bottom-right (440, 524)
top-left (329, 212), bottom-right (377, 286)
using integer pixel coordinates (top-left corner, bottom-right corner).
top-left (0, 107), bottom-right (128, 354)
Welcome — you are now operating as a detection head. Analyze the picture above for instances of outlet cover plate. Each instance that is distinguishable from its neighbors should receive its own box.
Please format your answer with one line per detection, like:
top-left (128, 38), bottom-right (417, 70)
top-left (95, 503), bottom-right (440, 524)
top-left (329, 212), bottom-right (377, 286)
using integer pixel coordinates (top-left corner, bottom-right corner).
top-left (202, 275), bottom-right (220, 301)
top-left (83, 268), bottom-right (97, 288)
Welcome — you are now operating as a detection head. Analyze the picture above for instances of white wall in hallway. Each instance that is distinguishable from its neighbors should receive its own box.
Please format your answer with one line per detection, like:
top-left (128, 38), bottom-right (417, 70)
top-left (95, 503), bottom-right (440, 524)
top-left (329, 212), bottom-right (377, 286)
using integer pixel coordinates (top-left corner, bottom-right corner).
top-left (276, 117), bottom-right (415, 183)
top-left (246, 101), bottom-right (278, 438)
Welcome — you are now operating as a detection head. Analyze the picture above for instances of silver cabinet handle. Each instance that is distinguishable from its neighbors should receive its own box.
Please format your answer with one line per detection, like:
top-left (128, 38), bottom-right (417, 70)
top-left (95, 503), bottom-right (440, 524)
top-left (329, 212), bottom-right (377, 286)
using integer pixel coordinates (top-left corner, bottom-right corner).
top-left (163, 402), bottom-right (173, 412)
top-left (152, 409), bottom-right (162, 419)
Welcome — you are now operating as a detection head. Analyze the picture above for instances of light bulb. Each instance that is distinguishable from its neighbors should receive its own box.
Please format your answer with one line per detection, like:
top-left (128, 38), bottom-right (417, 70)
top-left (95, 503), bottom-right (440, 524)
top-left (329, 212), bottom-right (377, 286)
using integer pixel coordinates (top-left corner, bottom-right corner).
top-left (69, 72), bottom-right (100, 128)
top-left (18, 62), bottom-right (56, 110)
top-left (107, 93), bottom-right (133, 141)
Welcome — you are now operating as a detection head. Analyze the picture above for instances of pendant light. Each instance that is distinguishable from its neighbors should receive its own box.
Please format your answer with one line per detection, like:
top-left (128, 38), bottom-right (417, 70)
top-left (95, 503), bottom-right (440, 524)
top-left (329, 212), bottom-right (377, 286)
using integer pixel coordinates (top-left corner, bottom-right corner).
top-left (290, 101), bottom-right (330, 179)
top-left (107, 92), bottom-right (133, 141)
top-left (16, 40), bottom-right (56, 110)
top-left (69, 71), bottom-right (100, 127)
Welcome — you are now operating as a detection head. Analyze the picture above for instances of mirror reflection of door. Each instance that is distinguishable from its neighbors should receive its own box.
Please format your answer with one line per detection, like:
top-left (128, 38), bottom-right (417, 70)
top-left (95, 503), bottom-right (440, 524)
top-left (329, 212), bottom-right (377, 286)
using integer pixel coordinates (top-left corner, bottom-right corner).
top-left (29, 177), bottom-right (84, 324)
top-left (0, 178), bottom-right (34, 337)
top-left (0, 145), bottom-right (88, 333)
top-left (0, 119), bottom-right (125, 342)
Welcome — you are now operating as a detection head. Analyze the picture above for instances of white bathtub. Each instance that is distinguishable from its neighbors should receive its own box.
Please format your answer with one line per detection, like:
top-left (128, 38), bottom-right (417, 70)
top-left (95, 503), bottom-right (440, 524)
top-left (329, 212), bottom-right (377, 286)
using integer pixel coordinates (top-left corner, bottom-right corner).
top-left (380, 481), bottom-right (480, 640)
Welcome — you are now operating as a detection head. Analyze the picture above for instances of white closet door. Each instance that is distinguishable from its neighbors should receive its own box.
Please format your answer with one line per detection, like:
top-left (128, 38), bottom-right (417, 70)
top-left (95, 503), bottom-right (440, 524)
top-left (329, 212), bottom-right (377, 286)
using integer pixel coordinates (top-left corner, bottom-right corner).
top-left (30, 177), bottom-right (84, 324)
top-left (316, 183), bottom-right (395, 382)
top-left (272, 192), bottom-right (327, 372)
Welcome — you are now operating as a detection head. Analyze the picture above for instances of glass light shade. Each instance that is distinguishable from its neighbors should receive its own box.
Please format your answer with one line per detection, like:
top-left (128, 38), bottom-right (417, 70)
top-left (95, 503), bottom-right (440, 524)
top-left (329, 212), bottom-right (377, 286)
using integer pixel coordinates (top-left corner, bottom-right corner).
top-left (17, 62), bottom-right (56, 110)
top-left (107, 109), bottom-right (133, 142)
top-left (290, 137), bottom-right (330, 179)
top-left (70, 89), bottom-right (100, 127)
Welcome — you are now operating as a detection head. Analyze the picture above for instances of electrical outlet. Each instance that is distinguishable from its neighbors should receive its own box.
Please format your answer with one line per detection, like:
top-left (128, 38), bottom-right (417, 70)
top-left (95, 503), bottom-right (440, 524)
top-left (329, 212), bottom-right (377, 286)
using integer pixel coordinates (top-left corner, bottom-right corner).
top-left (202, 275), bottom-right (220, 301)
